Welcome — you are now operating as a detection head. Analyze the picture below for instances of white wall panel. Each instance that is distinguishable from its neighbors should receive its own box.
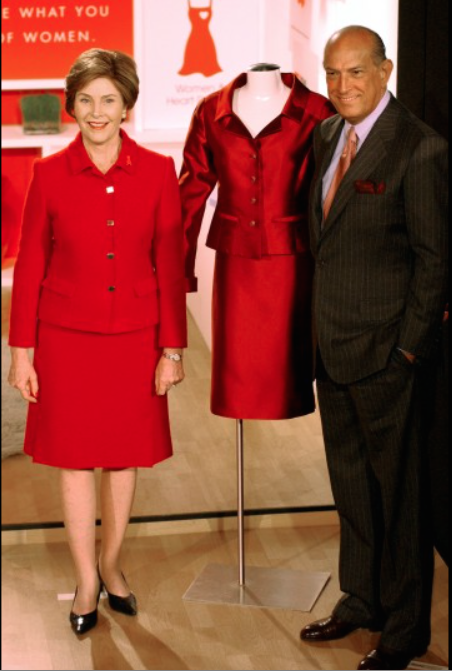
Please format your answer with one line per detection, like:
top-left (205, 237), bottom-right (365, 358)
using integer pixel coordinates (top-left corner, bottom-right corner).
top-left (290, 0), bottom-right (399, 96)
top-left (135, 0), bottom-right (261, 132)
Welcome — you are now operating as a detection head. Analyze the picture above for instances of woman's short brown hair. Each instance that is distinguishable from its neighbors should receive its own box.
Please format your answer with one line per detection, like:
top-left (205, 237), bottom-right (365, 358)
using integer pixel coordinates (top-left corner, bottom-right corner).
top-left (65, 48), bottom-right (139, 118)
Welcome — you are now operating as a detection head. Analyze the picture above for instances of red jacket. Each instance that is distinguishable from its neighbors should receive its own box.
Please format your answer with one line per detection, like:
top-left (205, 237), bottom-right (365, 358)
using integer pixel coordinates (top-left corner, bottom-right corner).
top-left (9, 130), bottom-right (187, 349)
top-left (180, 73), bottom-right (335, 291)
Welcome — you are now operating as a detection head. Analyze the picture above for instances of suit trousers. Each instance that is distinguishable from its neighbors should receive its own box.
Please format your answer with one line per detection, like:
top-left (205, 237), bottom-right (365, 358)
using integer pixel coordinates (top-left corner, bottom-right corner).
top-left (316, 349), bottom-right (433, 653)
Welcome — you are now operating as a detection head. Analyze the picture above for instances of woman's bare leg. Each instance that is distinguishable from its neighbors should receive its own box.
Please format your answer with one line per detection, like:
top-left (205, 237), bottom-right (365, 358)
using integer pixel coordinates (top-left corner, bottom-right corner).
top-left (99, 468), bottom-right (137, 595)
top-left (60, 469), bottom-right (100, 614)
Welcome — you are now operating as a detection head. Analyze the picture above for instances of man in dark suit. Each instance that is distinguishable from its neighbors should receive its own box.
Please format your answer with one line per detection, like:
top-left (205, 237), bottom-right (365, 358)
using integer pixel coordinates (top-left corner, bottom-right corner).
top-left (300, 26), bottom-right (448, 671)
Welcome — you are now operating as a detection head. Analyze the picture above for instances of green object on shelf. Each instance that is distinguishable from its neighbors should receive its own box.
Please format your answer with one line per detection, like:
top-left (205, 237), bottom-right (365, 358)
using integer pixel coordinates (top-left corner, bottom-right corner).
top-left (20, 94), bottom-right (61, 134)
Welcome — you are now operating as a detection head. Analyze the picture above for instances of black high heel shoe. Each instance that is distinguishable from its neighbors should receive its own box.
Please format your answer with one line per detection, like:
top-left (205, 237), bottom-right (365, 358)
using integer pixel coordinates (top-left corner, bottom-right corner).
top-left (98, 567), bottom-right (138, 616)
top-left (69, 584), bottom-right (102, 635)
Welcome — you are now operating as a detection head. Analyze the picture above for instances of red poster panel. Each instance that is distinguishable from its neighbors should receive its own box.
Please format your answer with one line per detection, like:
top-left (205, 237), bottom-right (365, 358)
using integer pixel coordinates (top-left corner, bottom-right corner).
top-left (1, 1), bottom-right (134, 83)
top-left (2, 148), bottom-right (42, 267)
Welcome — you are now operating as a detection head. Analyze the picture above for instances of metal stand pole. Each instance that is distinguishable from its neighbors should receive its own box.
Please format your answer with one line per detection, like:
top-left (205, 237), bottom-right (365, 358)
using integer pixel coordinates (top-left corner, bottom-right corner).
top-left (183, 420), bottom-right (331, 610)
top-left (237, 419), bottom-right (245, 586)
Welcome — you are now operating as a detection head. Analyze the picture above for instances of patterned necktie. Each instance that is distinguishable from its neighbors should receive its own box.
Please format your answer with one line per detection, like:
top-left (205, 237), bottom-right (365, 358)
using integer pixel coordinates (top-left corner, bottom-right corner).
top-left (323, 126), bottom-right (357, 221)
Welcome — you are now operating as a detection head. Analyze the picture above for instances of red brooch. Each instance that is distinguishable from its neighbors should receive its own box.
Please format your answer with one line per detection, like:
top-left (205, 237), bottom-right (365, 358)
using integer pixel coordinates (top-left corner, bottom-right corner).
top-left (354, 180), bottom-right (386, 195)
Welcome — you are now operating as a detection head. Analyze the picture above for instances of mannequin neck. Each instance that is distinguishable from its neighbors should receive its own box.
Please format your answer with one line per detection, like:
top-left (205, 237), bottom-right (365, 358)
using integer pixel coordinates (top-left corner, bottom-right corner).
top-left (244, 68), bottom-right (285, 100)
top-left (233, 65), bottom-right (291, 138)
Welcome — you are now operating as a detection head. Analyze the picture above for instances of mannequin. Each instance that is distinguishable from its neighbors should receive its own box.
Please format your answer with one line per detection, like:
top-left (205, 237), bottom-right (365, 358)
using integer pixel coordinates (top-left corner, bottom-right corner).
top-left (180, 66), bottom-right (334, 590)
top-left (233, 63), bottom-right (291, 138)
top-left (180, 67), bottom-right (334, 422)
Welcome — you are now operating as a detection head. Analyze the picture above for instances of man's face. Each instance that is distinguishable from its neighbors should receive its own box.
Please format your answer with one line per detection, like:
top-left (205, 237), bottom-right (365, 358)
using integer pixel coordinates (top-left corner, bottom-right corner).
top-left (324, 33), bottom-right (393, 124)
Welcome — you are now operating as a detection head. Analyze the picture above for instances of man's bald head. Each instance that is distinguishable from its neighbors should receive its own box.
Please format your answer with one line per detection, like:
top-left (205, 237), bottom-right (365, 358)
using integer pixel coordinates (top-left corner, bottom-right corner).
top-left (324, 26), bottom-right (387, 67)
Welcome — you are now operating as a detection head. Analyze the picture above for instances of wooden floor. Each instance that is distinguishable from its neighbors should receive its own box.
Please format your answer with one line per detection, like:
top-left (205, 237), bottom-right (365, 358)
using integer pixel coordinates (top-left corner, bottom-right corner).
top-left (2, 290), bottom-right (449, 670)
top-left (1, 526), bottom-right (449, 671)
top-left (2, 287), bottom-right (333, 527)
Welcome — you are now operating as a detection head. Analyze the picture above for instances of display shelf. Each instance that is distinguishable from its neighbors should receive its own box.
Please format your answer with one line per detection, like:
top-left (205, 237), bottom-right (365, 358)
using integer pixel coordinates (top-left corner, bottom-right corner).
top-left (1, 123), bottom-right (188, 155)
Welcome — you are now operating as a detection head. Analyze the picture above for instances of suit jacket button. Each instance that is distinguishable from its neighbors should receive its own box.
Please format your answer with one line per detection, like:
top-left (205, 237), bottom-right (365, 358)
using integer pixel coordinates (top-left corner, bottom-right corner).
top-left (108, 286), bottom-right (116, 291)
top-left (107, 253), bottom-right (115, 259)
top-left (251, 197), bottom-right (257, 204)
top-left (107, 220), bottom-right (115, 227)
top-left (251, 176), bottom-right (257, 183)
top-left (250, 221), bottom-right (257, 227)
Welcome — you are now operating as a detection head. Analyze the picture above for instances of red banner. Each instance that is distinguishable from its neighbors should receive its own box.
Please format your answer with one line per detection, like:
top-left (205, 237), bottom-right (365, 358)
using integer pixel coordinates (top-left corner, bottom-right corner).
top-left (1, 1), bottom-right (134, 81)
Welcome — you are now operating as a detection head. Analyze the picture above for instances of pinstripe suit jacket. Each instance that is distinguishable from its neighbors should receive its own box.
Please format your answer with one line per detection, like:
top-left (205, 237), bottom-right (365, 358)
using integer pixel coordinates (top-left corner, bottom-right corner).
top-left (310, 95), bottom-right (448, 384)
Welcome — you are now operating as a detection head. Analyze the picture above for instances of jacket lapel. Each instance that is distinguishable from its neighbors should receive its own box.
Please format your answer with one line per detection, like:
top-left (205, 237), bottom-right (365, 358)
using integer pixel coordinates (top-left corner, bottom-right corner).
top-left (320, 97), bottom-right (401, 234)
top-left (323, 132), bottom-right (388, 228)
top-left (215, 72), bottom-right (305, 139)
top-left (311, 116), bottom-right (343, 243)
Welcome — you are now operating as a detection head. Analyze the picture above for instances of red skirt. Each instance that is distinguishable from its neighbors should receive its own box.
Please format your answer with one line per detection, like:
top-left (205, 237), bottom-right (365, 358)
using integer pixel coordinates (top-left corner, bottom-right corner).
top-left (211, 253), bottom-right (315, 420)
top-left (24, 321), bottom-right (173, 469)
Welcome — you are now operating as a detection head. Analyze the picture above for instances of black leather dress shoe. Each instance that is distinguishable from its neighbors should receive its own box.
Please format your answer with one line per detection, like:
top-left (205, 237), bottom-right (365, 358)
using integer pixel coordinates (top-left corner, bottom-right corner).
top-left (69, 586), bottom-right (101, 635)
top-left (98, 568), bottom-right (138, 616)
top-left (358, 645), bottom-right (428, 670)
top-left (300, 614), bottom-right (361, 641)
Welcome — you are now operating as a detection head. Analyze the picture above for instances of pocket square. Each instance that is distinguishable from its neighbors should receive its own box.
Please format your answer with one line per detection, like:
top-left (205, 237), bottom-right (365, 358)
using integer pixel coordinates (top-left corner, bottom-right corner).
top-left (354, 180), bottom-right (386, 195)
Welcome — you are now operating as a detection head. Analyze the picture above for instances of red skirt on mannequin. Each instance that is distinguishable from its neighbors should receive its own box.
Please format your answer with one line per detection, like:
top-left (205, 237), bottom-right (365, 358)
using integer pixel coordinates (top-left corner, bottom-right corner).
top-left (23, 321), bottom-right (173, 469)
top-left (211, 252), bottom-right (315, 420)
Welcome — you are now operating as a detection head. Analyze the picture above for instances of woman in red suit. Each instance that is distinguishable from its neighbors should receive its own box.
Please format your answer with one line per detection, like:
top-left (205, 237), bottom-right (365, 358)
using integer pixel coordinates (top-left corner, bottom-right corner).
top-left (7, 49), bottom-right (187, 634)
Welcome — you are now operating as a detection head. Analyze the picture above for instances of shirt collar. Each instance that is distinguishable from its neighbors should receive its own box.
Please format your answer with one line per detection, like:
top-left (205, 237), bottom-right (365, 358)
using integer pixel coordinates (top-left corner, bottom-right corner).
top-left (215, 72), bottom-right (311, 124)
top-left (67, 128), bottom-right (138, 175)
top-left (349, 90), bottom-right (391, 148)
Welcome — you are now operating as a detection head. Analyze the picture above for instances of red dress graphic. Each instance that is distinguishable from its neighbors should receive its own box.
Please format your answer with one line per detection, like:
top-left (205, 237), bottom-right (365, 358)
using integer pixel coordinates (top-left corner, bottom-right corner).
top-left (179, 1), bottom-right (222, 77)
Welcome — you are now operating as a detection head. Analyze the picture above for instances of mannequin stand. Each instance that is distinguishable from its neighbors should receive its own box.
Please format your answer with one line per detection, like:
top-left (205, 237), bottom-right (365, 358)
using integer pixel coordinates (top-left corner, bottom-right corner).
top-left (183, 421), bottom-right (331, 611)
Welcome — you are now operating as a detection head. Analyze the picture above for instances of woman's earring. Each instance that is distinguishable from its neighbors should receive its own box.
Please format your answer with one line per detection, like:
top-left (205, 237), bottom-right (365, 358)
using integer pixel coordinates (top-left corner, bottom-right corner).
top-left (122, 111), bottom-right (127, 119)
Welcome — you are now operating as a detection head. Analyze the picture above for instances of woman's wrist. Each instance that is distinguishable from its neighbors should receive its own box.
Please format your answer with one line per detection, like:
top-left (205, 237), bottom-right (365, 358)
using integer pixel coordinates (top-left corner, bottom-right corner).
top-left (162, 348), bottom-right (183, 362)
top-left (10, 346), bottom-right (31, 359)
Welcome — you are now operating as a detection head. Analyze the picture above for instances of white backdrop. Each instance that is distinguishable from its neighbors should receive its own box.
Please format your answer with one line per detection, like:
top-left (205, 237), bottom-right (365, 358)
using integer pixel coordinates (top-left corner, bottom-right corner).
top-left (135, 0), bottom-right (262, 131)
top-left (290, 0), bottom-right (399, 95)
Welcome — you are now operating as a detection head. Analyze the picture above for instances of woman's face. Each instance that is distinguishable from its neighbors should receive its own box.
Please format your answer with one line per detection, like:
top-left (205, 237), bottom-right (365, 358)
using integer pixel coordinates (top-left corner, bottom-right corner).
top-left (73, 77), bottom-right (126, 147)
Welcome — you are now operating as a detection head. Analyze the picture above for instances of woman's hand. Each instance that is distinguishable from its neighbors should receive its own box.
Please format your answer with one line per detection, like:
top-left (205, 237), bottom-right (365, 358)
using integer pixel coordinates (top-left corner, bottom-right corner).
top-left (8, 347), bottom-right (39, 403)
top-left (155, 351), bottom-right (185, 396)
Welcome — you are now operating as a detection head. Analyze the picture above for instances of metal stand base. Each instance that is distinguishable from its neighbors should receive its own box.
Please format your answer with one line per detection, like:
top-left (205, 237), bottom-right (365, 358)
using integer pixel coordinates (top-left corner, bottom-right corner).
top-left (183, 563), bottom-right (330, 611)
top-left (184, 421), bottom-right (330, 612)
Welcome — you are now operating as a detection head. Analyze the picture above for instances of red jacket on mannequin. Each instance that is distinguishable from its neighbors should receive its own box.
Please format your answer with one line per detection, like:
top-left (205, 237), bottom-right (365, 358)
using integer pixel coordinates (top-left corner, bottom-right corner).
top-left (180, 73), bottom-right (334, 292)
top-left (180, 73), bottom-right (334, 420)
